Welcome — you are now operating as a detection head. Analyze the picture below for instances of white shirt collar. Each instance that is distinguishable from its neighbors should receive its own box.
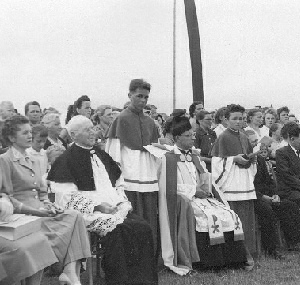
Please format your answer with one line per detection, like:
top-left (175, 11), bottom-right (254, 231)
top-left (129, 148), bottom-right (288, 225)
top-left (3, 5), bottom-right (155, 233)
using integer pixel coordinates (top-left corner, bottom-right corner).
top-left (75, 143), bottom-right (93, 150)
top-left (289, 144), bottom-right (299, 156)
top-left (12, 146), bottom-right (30, 160)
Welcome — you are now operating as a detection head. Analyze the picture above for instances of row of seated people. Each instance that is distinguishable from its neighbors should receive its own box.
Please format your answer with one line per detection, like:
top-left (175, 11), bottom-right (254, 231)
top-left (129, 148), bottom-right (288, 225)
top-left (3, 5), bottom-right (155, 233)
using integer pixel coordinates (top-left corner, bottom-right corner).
top-left (0, 111), bottom-right (253, 284)
top-left (0, 115), bottom-right (158, 285)
top-left (246, 129), bottom-right (300, 258)
top-left (2, 105), bottom-right (300, 283)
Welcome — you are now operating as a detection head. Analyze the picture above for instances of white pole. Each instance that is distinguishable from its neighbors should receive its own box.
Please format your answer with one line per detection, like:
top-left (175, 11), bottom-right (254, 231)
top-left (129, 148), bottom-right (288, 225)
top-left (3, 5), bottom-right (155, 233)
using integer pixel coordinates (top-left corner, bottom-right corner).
top-left (173, 0), bottom-right (176, 110)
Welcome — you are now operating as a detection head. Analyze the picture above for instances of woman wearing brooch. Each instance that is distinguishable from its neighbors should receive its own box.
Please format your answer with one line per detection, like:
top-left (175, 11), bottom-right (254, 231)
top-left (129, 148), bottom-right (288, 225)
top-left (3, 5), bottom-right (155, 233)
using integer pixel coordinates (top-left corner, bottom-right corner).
top-left (0, 115), bottom-right (91, 285)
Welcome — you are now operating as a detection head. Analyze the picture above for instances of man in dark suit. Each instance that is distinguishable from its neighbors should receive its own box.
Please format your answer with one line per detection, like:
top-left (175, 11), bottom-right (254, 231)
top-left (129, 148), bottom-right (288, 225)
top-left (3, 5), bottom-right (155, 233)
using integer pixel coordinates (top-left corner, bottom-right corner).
top-left (276, 123), bottom-right (300, 206)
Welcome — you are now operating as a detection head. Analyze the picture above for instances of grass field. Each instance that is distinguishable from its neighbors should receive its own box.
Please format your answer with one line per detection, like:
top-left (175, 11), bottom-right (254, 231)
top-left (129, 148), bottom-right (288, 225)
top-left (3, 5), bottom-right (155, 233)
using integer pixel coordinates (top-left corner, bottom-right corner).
top-left (41, 252), bottom-right (300, 285)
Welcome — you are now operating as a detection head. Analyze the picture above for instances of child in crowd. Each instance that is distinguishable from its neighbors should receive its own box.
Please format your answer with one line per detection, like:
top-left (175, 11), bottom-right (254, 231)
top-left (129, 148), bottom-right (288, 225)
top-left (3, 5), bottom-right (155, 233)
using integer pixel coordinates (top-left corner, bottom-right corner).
top-left (269, 123), bottom-right (285, 159)
top-left (26, 124), bottom-right (49, 176)
top-left (211, 104), bottom-right (257, 269)
top-left (27, 125), bottom-right (65, 186)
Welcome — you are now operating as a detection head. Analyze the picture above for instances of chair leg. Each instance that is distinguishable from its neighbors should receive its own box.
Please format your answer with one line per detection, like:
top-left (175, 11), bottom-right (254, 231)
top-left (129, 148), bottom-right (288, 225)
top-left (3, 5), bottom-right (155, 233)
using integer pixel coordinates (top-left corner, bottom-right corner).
top-left (255, 214), bottom-right (262, 258)
top-left (96, 255), bottom-right (100, 278)
top-left (276, 221), bottom-right (282, 247)
top-left (86, 257), bottom-right (94, 285)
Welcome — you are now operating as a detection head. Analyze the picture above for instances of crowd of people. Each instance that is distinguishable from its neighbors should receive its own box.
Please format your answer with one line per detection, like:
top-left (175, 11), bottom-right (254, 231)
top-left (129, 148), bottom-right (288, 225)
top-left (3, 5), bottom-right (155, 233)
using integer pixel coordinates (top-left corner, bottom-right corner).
top-left (1, 79), bottom-right (300, 284)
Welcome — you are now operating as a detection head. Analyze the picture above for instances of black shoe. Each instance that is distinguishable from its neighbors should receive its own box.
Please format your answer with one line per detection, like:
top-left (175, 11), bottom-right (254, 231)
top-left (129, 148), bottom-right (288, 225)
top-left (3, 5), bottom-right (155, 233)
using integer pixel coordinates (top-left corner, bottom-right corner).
top-left (268, 249), bottom-right (286, 260)
top-left (288, 244), bottom-right (300, 252)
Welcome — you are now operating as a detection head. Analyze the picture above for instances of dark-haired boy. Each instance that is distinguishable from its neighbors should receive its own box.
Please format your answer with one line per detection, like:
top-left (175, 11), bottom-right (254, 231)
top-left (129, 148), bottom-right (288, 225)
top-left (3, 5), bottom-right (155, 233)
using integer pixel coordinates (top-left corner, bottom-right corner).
top-left (106, 79), bottom-right (160, 252)
top-left (211, 104), bottom-right (257, 266)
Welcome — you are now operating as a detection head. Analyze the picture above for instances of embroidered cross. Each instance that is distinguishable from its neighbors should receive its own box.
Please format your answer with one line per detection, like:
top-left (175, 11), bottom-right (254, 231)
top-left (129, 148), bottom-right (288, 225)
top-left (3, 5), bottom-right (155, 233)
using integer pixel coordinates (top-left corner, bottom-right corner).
top-left (211, 215), bottom-right (220, 233)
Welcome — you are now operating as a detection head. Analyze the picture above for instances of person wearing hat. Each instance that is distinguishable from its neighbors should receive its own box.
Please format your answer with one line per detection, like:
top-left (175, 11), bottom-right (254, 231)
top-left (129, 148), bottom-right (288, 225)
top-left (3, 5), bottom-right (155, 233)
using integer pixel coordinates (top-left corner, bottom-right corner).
top-left (158, 115), bottom-right (248, 275)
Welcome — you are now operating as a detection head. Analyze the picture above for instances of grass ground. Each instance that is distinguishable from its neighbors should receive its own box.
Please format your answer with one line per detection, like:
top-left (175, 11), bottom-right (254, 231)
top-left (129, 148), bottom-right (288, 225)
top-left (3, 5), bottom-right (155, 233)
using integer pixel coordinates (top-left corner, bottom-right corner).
top-left (41, 251), bottom-right (300, 285)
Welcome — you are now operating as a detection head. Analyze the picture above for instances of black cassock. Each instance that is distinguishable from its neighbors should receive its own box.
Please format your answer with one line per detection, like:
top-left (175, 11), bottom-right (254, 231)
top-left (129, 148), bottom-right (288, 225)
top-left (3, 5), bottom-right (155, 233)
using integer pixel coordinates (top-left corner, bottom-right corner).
top-left (48, 144), bottom-right (158, 285)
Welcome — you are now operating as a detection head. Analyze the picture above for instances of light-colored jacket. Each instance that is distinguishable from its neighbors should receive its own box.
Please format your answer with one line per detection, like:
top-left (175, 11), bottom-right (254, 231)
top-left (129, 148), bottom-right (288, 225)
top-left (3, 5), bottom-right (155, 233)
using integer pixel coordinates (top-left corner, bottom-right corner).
top-left (0, 147), bottom-right (48, 210)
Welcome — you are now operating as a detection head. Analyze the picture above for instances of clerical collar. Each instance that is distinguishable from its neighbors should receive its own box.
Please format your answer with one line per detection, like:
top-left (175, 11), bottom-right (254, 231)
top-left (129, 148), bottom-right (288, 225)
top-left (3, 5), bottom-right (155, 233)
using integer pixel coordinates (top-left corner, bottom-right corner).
top-left (127, 105), bottom-right (144, 115)
top-left (175, 146), bottom-right (193, 162)
top-left (75, 143), bottom-right (93, 150)
top-left (177, 147), bottom-right (192, 155)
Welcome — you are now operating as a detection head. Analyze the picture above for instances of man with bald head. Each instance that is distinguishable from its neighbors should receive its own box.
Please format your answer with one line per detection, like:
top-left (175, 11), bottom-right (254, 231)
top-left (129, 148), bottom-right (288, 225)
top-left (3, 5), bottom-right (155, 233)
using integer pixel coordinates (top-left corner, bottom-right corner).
top-left (0, 101), bottom-right (15, 152)
top-left (0, 101), bottom-right (15, 121)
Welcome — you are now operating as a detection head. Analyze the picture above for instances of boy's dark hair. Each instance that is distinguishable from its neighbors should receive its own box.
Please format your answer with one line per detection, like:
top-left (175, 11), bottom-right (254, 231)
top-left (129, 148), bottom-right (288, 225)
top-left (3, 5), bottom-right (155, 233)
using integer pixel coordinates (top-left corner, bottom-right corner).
top-left (224, 104), bottom-right (245, 119)
top-left (129, 79), bottom-right (151, 92)
top-left (196, 110), bottom-right (210, 121)
top-left (281, 121), bottom-right (298, 140)
top-left (75, 95), bottom-right (90, 110)
top-left (188, 101), bottom-right (203, 118)
top-left (32, 124), bottom-right (48, 138)
top-left (286, 122), bottom-right (300, 140)
top-left (171, 116), bottom-right (192, 137)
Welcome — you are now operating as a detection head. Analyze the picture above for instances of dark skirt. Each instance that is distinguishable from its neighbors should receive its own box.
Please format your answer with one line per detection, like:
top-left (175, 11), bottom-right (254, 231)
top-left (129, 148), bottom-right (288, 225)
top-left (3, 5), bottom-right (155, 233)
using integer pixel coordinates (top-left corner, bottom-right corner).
top-left (125, 191), bottom-right (158, 254)
top-left (193, 231), bottom-right (248, 269)
top-left (101, 213), bottom-right (158, 285)
top-left (228, 200), bottom-right (257, 256)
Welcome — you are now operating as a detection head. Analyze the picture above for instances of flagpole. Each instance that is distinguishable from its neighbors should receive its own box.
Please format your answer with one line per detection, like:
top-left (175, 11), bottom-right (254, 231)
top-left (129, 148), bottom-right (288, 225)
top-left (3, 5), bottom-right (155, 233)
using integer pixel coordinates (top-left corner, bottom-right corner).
top-left (173, 0), bottom-right (176, 110)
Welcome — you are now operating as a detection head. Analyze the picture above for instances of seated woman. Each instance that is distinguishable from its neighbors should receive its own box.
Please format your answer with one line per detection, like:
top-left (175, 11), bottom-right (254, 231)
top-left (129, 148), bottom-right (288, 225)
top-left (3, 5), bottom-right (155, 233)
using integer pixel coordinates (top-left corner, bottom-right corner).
top-left (158, 115), bottom-right (248, 275)
top-left (0, 193), bottom-right (58, 285)
top-left (47, 115), bottom-right (158, 285)
top-left (0, 115), bottom-right (91, 285)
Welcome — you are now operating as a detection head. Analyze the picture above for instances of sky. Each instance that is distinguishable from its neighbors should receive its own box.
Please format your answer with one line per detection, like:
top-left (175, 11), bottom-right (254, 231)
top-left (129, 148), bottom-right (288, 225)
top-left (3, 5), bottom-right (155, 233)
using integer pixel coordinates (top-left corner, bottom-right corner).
top-left (1, 0), bottom-right (300, 120)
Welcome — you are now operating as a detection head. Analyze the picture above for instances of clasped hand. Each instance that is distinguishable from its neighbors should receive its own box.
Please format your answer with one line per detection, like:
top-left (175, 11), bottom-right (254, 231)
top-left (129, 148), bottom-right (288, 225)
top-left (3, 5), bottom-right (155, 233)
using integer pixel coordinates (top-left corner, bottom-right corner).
top-left (94, 202), bottom-right (118, 214)
top-left (38, 201), bottom-right (64, 217)
top-left (195, 185), bottom-right (211, 199)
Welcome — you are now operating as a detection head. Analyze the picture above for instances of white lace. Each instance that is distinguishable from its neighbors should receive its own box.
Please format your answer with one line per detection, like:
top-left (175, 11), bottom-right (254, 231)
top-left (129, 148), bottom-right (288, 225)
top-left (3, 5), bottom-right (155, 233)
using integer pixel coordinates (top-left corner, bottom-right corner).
top-left (65, 192), bottom-right (132, 236)
top-left (64, 153), bottom-right (131, 236)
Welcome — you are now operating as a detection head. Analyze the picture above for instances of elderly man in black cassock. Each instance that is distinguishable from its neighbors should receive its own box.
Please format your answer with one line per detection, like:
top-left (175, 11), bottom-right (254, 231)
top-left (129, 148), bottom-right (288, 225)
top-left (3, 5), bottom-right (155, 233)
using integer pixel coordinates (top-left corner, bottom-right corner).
top-left (47, 115), bottom-right (158, 285)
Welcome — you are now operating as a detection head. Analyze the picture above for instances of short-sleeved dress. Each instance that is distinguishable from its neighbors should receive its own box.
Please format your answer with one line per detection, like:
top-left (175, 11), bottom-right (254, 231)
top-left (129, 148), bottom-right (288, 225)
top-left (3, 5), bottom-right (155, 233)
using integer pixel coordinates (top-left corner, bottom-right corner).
top-left (0, 147), bottom-right (91, 284)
